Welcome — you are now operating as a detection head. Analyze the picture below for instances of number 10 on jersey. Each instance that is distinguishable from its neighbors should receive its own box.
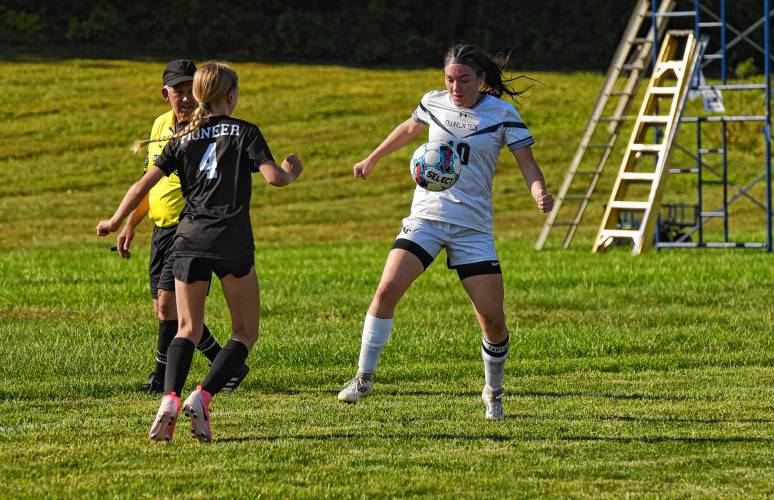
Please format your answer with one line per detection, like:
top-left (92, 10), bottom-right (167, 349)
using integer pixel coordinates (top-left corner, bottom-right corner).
top-left (199, 143), bottom-right (218, 179)
top-left (447, 141), bottom-right (470, 165)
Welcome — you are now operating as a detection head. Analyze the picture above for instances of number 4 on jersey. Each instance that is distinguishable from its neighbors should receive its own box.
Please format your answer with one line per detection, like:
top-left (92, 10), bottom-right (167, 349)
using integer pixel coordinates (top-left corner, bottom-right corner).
top-left (198, 143), bottom-right (218, 179)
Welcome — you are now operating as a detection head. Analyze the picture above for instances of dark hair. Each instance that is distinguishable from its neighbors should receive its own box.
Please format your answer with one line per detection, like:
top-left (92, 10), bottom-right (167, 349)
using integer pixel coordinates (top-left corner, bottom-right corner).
top-left (443, 44), bottom-right (533, 100)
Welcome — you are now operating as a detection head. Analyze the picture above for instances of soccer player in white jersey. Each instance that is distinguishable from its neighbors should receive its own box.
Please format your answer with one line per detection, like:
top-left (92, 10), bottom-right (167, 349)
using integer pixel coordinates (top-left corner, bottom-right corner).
top-left (338, 44), bottom-right (554, 420)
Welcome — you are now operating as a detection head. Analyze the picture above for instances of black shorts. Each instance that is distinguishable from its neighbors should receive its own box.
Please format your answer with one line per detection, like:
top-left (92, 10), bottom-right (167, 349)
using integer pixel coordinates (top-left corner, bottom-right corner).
top-left (172, 256), bottom-right (253, 284)
top-left (149, 225), bottom-right (177, 299)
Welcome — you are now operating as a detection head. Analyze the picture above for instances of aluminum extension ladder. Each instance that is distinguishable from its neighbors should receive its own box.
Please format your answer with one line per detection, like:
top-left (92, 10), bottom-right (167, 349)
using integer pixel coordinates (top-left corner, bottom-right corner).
top-left (592, 30), bottom-right (700, 256)
top-left (535, 0), bottom-right (675, 250)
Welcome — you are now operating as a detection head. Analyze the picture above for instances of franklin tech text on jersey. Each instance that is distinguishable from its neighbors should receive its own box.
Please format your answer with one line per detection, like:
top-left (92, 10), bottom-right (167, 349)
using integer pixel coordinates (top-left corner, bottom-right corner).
top-left (181, 123), bottom-right (241, 143)
top-left (444, 119), bottom-right (478, 132)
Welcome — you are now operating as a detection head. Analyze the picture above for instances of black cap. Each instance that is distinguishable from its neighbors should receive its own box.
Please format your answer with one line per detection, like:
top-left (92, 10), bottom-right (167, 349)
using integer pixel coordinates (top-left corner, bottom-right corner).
top-left (163, 59), bottom-right (196, 87)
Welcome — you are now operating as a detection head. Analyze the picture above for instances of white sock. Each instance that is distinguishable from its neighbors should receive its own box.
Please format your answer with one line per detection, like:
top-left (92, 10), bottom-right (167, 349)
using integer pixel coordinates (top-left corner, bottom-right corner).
top-left (482, 335), bottom-right (509, 390)
top-left (357, 314), bottom-right (394, 374)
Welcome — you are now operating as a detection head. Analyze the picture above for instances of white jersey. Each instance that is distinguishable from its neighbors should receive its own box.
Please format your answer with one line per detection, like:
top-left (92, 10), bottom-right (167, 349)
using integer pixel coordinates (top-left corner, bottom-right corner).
top-left (411, 90), bottom-right (534, 234)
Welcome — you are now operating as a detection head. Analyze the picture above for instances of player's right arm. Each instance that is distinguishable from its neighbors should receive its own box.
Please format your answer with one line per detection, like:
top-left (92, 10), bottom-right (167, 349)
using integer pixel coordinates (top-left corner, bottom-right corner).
top-left (115, 193), bottom-right (150, 259)
top-left (354, 117), bottom-right (427, 180)
top-left (115, 116), bottom-right (162, 255)
top-left (96, 167), bottom-right (166, 236)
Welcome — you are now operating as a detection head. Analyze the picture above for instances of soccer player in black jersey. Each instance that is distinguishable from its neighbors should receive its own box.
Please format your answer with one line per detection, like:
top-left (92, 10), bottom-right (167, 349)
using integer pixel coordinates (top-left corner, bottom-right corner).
top-left (114, 59), bottom-right (248, 395)
top-left (97, 62), bottom-right (302, 442)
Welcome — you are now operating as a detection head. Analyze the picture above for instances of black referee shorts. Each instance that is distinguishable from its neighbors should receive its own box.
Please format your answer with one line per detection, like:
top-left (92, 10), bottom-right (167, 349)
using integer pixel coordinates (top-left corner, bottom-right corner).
top-left (149, 225), bottom-right (177, 299)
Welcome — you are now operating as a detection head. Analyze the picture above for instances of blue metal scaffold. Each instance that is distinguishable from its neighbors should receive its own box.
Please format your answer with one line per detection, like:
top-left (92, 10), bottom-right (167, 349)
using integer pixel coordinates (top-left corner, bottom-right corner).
top-left (651, 0), bottom-right (773, 252)
top-left (535, 0), bottom-right (773, 253)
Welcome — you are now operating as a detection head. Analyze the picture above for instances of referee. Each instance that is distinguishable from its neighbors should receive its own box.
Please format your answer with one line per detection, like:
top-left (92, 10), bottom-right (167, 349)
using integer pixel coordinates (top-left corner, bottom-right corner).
top-left (116, 59), bottom-right (248, 393)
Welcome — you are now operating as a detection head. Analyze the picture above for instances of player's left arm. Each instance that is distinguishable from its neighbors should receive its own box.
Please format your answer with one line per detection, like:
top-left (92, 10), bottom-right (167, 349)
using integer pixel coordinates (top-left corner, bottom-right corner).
top-left (512, 146), bottom-right (553, 213)
top-left (258, 154), bottom-right (303, 187)
top-left (96, 166), bottom-right (166, 236)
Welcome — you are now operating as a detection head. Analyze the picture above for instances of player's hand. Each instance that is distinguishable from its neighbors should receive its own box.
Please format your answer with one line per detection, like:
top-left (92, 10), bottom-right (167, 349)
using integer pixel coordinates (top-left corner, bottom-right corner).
top-left (116, 224), bottom-right (135, 259)
top-left (354, 157), bottom-right (376, 179)
top-left (537, 190), bottom-right (554, 213)
top-left (96, 219), bottom-right (118, 236)
top-left (281, 154), bottom-right (303, 179)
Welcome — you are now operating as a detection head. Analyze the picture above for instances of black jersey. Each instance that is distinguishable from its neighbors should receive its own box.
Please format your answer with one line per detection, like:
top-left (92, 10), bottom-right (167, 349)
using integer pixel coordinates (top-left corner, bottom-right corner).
top-left (155, 115), bottom-right (274, 264)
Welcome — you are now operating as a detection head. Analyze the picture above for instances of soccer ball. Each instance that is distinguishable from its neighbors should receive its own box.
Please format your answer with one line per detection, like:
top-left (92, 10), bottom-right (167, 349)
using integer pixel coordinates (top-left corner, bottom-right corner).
top-left (409, 141), bottom-right (461, 191)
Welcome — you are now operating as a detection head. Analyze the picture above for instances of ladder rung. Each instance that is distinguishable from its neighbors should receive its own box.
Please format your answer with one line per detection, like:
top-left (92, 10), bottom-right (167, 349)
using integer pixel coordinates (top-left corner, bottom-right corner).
top-left (609, 91), bottom-right (631, 97)
top-left (563, 194), bottom-right (589, 201)
top-left (703, 54), bottom-right (723, 60)
top-left (622, 63), bottom-right (645, 71)
top-left (588, 143), bottom-right (611, 149)
top-left (682, 115), bottom-right (767, 123)
top-left (701, 179), bottom-right (724, 185)
top-left (658, 242), bottom-right (768, 248)
top-left (705, 242), bottom-right (767, 248)
top-left (639, 115), bottom-right (670, 123)
top-left (620, 172), bottom-right (656, 181)
top-left (692, 84), bottom-right (766, 91)
top-left (669, 168), bottom-right (699, 174)
top-left (647, 11), bottom-right (697, 18)
top-left (701, 211), bottom-right (726, 217)
top-left (599, 229), bottom-right (640, 239)
top-left (600, 116), bottom-right (635, 122)
top-left (631, 144), bottom-right (663, 153)
top-left (552, 221), bottom-right (576, 227)
top-left (698, 148), bottom-right (723, 154)
top-left (632, 37), bottom-right (651, 45)
top-left (609, 201), bottom-right (649, 210)
top-left (698, 22), bottom-right (723, 28)
top-left (656, 242), bottom-right (698, 248)
top-left (651, 86), bottom-right (678, 94)
top-left (656, 61), bottom-right (684, 72)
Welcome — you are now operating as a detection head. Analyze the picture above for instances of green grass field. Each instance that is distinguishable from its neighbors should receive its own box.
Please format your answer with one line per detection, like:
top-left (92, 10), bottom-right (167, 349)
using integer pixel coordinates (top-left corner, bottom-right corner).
top-left (1, 59), bottom-right (773, 498)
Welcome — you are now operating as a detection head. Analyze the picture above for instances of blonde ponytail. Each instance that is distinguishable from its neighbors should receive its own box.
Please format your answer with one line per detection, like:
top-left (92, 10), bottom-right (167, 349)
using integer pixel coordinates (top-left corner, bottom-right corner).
top-left (131, 62), bottom-right (238, 154)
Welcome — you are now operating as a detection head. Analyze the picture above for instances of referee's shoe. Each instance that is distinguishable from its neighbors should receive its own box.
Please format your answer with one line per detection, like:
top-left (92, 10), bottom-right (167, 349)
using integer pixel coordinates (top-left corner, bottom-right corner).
top-left (141, 372), bottom-right (164, 394)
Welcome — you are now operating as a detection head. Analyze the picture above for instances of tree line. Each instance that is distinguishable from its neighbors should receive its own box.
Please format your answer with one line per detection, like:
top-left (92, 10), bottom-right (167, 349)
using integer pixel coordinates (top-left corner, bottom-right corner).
top-left (1, 0), bottom-right (768, 71)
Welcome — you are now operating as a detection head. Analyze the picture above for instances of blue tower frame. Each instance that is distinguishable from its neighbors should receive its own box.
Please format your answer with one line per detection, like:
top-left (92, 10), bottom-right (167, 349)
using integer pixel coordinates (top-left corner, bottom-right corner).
top-left (649, 0), bottom-right (773, 251)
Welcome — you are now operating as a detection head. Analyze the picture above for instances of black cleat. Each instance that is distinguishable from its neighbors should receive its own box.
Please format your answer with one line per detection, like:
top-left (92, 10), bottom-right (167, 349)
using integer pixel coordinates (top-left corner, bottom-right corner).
top-left (222, 365), bottom-right (249, 392)
top-left (140, 372), bottom-right (164, 394)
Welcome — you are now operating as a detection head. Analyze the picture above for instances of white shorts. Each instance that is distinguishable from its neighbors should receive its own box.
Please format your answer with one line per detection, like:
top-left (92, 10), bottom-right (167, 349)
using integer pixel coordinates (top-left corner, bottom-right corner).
top-left (393, 216), bottom-right (501, 279)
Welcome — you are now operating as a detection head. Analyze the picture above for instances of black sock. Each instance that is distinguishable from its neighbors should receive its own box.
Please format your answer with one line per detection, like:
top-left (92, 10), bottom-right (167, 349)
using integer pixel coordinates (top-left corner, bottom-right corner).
top-left (164, 337), bottom-right (195, 395)
top-left (154, 319), bottom-right (178, 379)
top-left (201, 338), bottom-right (249, 395)
top-left (197, 324), bottom-right (222, 363)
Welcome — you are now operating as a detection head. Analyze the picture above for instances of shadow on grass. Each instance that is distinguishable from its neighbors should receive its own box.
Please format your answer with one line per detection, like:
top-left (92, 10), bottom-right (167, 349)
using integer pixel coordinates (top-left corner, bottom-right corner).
top-left (513, 390), bottom-right (678, 401)
top-left (507, 412), bottom-right (774, 425)
top-left (216, 432), bottom-right (774, 445)
top-left (558, 435), bottom-right (774, 444)
top-left (266, 387), bottom-right (684, 402)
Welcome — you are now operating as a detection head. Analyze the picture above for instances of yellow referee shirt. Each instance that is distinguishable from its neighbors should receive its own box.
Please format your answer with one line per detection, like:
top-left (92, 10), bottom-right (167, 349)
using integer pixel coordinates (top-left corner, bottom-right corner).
top-left (144, 110), bottom-right (185, 228)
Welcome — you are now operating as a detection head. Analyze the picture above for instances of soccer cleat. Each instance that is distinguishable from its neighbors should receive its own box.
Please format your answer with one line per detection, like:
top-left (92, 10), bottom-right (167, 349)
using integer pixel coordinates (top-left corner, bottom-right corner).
top-left (221, 364), bottom-right (250, 392)
top-left (482, 386), bottom-right (505, 421)
top-left (183, 386), bottom-right (212, 442)
top-left (149, 392), bottom-right (181, 442)
top-left (140, 372), bottom-right (164, 394)
top-left (337, 372), bottom-right (374, 403)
